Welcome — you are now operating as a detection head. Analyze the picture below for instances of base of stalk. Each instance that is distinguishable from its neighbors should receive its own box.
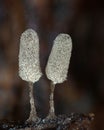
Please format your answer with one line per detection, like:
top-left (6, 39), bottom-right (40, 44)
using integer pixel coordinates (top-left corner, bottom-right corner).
top-left (26, 115), bottom-right (40, 124)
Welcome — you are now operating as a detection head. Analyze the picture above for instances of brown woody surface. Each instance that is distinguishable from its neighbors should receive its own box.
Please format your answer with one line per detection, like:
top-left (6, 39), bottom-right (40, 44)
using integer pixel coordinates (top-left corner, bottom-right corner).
top-left (0, 113), bottom-right (94, 130)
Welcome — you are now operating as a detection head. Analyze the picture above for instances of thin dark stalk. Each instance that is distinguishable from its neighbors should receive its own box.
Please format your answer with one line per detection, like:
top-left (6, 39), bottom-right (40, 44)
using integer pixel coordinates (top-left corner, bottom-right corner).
top-left (26, 82), bottom-right (38, 122)
top-left (47, 82), bottom-right (56, 118)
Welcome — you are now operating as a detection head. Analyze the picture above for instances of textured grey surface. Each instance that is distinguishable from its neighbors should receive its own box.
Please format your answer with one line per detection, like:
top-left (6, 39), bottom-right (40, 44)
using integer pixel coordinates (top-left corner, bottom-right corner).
top-left (46, 34), bottom-right (72, 84)
top-left (19, 29), bottom-right (42, 83)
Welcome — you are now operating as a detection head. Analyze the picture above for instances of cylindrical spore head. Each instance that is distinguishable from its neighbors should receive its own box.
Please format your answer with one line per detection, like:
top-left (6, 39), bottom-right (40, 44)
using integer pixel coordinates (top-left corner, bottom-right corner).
top-left (19, 29), bottom-right (42, 83)
top-left (46, 34), bottom-right (72, 84)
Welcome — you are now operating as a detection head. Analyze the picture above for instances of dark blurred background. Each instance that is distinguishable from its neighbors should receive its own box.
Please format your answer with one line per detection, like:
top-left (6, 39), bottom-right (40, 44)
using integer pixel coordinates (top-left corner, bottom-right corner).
top-left (0, 0), bottom-right (104, 129)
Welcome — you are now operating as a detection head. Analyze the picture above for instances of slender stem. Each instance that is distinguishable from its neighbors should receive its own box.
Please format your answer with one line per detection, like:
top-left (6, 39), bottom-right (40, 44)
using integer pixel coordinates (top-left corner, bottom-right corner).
top-left (28, 82), bottom-right (37, 120)
top-left (48, 82), bottom-right (55, 117)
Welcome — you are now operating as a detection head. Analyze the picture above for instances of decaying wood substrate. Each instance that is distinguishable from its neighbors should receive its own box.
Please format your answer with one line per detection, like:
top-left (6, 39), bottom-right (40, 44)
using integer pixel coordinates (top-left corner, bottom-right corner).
top-left (0, 113), bottom-right (94, 130)
top-left (18, 113), bottom-right (94, 130)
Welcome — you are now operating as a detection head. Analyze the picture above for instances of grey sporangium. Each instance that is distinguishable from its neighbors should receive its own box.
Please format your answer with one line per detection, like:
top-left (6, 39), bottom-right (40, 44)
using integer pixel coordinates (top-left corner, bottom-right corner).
top-left (19, 29), bottom-right (42, 123)
top-left (45, 34), bottom-right (72, 118)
